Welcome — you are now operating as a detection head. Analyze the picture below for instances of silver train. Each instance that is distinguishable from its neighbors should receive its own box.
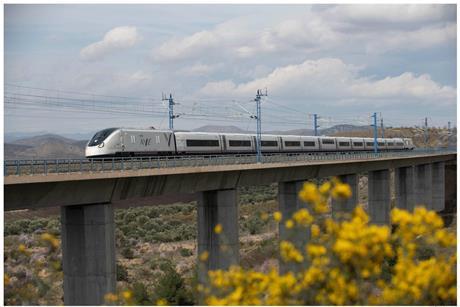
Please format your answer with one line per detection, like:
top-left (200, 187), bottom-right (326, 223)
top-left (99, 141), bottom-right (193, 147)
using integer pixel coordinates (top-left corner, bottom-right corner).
top-left (85, 127), bottom-right (415, 158)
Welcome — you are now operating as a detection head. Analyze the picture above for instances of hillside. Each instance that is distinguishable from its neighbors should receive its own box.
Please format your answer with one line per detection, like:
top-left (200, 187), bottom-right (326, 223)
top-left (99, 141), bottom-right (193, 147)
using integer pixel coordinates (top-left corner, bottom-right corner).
top-left (4, 134), bottom-right (87, 160)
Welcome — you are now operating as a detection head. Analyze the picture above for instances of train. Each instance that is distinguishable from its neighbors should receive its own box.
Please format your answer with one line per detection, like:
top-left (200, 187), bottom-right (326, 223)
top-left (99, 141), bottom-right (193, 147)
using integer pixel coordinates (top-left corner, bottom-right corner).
top-left (85, 127), bottom-right (415, 158)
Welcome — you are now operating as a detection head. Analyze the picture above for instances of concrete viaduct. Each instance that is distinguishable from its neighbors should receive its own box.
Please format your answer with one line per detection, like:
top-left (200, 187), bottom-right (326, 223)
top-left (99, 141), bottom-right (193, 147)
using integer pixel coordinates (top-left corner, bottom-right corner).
top-left (4, 152), bottom-right (456, 305)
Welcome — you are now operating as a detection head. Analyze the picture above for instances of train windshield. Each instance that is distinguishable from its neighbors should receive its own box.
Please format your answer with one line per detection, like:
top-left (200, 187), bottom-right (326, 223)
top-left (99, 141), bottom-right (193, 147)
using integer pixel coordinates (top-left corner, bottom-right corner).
top-left (88, 128), bottom-right (118, 147)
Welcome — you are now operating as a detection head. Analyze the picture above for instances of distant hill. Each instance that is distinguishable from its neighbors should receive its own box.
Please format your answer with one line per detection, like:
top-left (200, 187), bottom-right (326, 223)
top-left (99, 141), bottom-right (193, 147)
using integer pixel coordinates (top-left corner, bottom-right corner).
top-left (4, 134), bottom-right (87, 160)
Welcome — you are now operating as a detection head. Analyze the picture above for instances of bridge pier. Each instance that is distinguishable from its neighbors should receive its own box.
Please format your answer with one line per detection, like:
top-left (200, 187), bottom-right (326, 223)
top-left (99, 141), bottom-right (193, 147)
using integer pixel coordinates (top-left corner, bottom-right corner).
top-left (332, 174), bottom-right (358, 218)
top-left (61, 203), bottom-right (116, 306)
top-left (395, 166), bottom-right (415, 212)
top-left (197, 189), bottom-right (239, 283)
top-left (414, 164), bottom-right (433, 209)
top-left (431, 162), bottom-right (445, 212)
top-left (278, 181), bottom-right (310, 274)
top-left (368, 170), bottom-right (390, 225)
top-left (441, 163), bottom-right (456, 226)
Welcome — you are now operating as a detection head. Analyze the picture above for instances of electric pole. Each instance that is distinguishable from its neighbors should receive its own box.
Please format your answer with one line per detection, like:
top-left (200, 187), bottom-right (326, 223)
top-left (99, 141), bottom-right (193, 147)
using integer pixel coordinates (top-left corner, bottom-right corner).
top-left (371, 112), bottom-right (378, 153)
top-left (313, 114), bottom-right (320, 136)
top-left (163, 93), bottom-right (179, 130)
top-left (254, 89), bottom-right (267, 163)
top-left (424, 117), bottom-right (428, 148)
top-left (380, 117), bottom-right (384, 138)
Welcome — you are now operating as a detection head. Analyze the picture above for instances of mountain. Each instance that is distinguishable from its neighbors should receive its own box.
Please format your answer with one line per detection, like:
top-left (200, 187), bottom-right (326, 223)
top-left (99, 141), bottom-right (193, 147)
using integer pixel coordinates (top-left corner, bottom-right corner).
top-left (4, 134), bottom-right (87, 160)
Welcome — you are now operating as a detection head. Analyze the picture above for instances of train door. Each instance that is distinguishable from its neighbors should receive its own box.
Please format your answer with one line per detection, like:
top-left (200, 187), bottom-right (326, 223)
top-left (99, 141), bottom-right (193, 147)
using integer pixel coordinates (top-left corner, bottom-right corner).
top-left (221, 135), bottom-right (227, 152)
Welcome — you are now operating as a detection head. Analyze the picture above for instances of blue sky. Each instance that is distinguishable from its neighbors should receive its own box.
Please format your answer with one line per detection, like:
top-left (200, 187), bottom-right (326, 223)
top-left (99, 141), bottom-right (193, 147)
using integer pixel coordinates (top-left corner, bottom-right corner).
top-left (4, 4), bottom-right (457, 135)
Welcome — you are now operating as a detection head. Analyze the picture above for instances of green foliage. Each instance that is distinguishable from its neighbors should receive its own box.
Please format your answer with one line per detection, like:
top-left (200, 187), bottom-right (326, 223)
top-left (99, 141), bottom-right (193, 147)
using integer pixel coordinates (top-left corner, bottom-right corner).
top-left (153, 264), bottom-right (194, 306)
top-left (243, 214), bottom-right (267, 235)
top-left (180, 248), bottom-right (193, 257)
top-left (131, 282), bottom-right (154, 305)
top-left (238, 184), bottom-right (277, 204)
top-left (117, 262), bottom-right (129, 282)
top-left (4, 218), bottom-right (60, 236)
top-left (121, 246), bottom-right (134, 259)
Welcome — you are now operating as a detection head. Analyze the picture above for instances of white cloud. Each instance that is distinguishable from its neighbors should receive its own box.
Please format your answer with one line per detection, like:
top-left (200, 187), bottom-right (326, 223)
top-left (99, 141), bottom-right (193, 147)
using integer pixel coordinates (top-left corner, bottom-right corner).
top-left (151, 5), bottom-right (455, 63)
top-left (80, 26), bottom-right (141, 61)
top-left (365, 23), bottom-right (456, 53)
top-left (199, 58), bottom-right (456, 106)
top-left (326, 4), bottom-right (455, 26)
top-left (179, 63), bottom-right (221, 76)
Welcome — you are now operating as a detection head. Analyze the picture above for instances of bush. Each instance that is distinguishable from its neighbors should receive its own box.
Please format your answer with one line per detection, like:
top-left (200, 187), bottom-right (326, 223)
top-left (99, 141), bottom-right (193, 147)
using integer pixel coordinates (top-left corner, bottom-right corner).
top-left (202, 180), bottom-right (457, 306)
top-left (180, 248), bottom-right (193, 257)
top-left (131, 282), bottom-right (153, 305)
top-left (117, 262), bottom-right (129, 282)
top-left (121, 246), bottom-right (134, 259)
top-left (153, 265), bottom-right (194, 305)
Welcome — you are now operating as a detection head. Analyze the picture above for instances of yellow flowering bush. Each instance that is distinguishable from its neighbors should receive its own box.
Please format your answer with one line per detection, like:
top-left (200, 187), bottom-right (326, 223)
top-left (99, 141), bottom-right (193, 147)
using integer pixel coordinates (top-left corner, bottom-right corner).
top-left (202, 179), bottom-right (457, 305)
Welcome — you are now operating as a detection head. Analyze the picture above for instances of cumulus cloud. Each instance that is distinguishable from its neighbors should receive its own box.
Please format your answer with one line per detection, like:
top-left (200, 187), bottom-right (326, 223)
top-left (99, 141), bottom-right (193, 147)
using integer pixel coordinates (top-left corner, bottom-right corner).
top-left (151, 4), bottom-right (455, 63)
top-left (80, 26), bottom-right (141, 61)
top-left (198, 58), bottom-right (456, 106)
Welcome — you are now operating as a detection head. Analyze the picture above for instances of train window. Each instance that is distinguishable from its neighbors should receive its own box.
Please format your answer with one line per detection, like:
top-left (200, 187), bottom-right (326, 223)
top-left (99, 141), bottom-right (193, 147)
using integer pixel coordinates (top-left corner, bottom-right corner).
top-left (186, 139), bottom-right (220, 147)
top-left (88, 128), bottom-right (118, 147)
top-left (321, 139), bottom-right (335, 145)
top-left (397, 142), bottom-right (404, 146)
top-left (261, 140), bottom-right (278, 147)
top-left (304, 141), bottom-right (316, 147)
top-left (378, 142), bottom-right (384, 146)
top-left (285, 141), bottom-right (301, 147)
top-left (353, 142), bottom-right (363, 146)
top-left (229, 140), bottom-right (251, 147)
top-left (338, 141), bottom-right (350, 146)
top-left (387, 142), bottom-right (394, 146)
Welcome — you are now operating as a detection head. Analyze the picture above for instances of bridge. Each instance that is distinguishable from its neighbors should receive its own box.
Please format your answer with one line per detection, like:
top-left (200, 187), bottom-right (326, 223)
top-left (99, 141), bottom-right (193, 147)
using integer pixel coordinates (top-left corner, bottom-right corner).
top-left (4, 150), bottom-right (457, 305)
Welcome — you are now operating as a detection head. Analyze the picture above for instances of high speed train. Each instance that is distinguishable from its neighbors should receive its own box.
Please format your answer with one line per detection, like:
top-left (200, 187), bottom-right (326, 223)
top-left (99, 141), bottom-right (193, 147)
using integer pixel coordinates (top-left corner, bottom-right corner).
top-left (85, 127), bottom-right (415, 158)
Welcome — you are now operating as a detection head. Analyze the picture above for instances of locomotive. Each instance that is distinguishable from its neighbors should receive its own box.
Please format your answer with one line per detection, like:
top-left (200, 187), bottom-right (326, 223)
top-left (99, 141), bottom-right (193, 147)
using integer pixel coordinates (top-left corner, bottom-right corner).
top-left (85, 127), bottom-right (415, 158)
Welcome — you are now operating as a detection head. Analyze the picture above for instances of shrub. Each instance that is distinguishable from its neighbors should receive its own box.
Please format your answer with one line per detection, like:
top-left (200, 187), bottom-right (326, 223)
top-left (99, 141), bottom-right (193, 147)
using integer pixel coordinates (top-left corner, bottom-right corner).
top-left (131, 282), bottom-right (153, 305)
top-left (201, 179), bottom-right (457, 306)
top-left (180, 248), bottom-right (193, 257)
top-left (153, 265), bottom-right (194, 305)
top-left (121, 246), bottom-right (134, 259)
top-left (117, 262), bottom-right (129, 282)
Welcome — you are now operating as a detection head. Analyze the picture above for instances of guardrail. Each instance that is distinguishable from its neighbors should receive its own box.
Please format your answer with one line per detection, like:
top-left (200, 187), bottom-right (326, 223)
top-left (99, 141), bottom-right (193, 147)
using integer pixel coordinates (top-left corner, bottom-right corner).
top-left (4, 148), bottom-right (456, 176)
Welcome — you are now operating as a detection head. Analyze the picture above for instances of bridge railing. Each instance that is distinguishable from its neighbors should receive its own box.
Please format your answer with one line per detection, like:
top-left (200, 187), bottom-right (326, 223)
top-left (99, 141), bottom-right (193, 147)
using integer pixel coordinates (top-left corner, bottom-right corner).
top-left (4, 148), bottom-right (456, 176)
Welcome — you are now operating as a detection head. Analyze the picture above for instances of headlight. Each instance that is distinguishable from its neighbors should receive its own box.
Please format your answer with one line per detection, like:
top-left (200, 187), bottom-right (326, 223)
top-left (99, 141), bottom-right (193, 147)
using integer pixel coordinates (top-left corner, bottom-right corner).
top-left (98, 142), bottom-right (105, 148)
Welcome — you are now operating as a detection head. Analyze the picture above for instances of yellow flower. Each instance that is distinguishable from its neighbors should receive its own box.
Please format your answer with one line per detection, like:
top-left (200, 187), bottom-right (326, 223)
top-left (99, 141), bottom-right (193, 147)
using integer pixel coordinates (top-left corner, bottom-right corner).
top-left (331, 183), bottom-right (352, 200)
top-left (199, 251), bottom-right (209, 262)
top-left (285, 219), bottom-right (294, 229)
top-left (299, 182), bottom-right (320, 203)
top-left (18, 244), bottom-right (27, 253)
top-left (319, 181), bottom-right (332, 195)
top-left (104, 293), bottom-right (118, 303)
top-left (122, 290), bottom-right (132, 300)
top-left (214, 224), bottom-right (223, 234)
top-left (273, 211), bottom-right (282, 222)
top-left (156, 298), bottom-right (168, 306)
top-left (260, 212), bottom-right (269, 221)
top-left (292, 208), bottom-right (313, 227)
top-left (4, 274), bottom-right (10, 286)
top-left (311, 224), bottom-right (320, 237)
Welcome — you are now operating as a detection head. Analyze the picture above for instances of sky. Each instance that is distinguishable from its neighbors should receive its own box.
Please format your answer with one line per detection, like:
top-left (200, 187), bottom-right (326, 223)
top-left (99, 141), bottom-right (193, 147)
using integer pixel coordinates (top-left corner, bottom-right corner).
top-left (4, 4), bottom-right (457, 136)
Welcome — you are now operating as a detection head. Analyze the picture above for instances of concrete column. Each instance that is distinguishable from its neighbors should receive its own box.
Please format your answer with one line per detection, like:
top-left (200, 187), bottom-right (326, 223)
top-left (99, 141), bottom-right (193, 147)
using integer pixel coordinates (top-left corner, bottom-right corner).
top-left (197, 189), bottom-right (239, 282)
top-left (278, 181), bottom-right (310, 274)
top-left (414, 164), bottom-right (433, 209)
top-left (368, 170), bottom-right (390, 225)
top-left (61, 203), bottom-right (116, 306)
top-left (431, 162), bottom-right (445, 212)
top-left (332, 174), bottom-right (358, 219)
top-left (395, 166), bottom-right (415, 212)
top-left (441, 163), bottom-right (456, 226)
